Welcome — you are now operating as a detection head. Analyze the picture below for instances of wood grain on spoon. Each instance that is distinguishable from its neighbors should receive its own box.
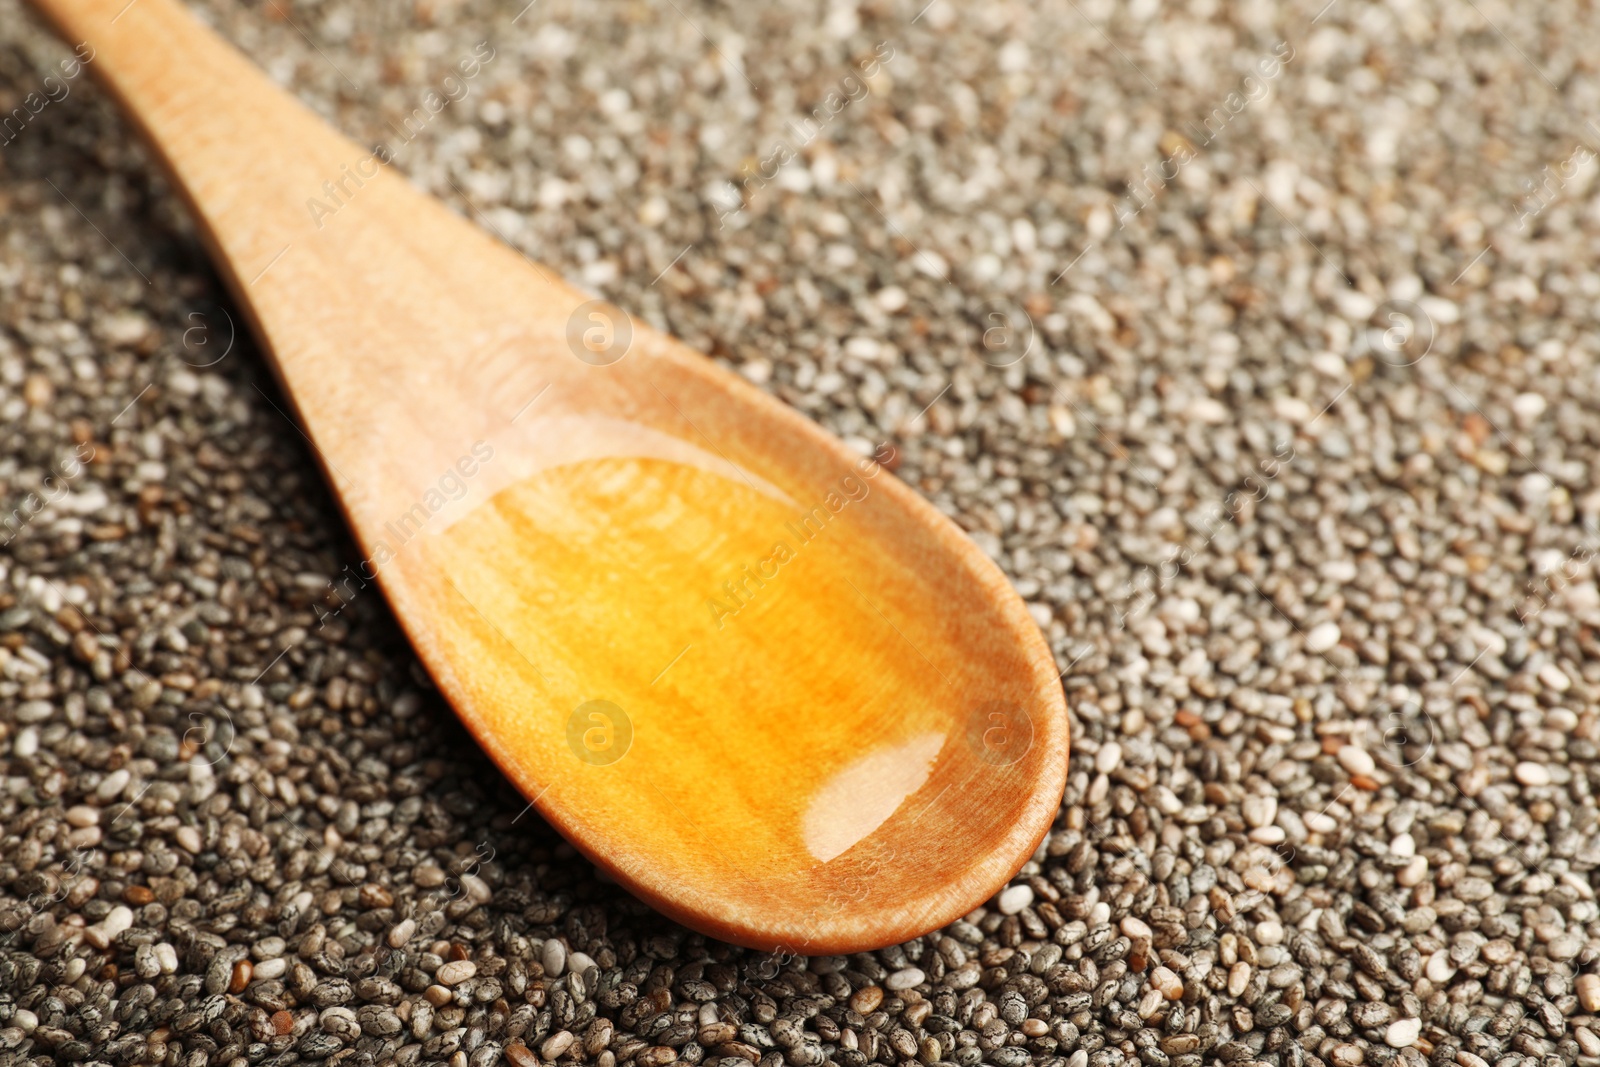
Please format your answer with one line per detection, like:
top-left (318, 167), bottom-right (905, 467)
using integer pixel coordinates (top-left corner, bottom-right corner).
top-left (31, 0), bottom-right (1070, 952)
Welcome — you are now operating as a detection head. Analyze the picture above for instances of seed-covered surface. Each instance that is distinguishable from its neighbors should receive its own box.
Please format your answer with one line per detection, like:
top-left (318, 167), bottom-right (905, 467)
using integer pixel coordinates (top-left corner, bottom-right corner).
top-left (2, 1), bottom-right (1599, 1067)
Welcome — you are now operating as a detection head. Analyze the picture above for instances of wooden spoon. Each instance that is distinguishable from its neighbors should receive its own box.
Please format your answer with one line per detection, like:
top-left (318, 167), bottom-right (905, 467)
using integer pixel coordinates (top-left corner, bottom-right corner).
top-left (32, 0), bottom-right (1069, 952)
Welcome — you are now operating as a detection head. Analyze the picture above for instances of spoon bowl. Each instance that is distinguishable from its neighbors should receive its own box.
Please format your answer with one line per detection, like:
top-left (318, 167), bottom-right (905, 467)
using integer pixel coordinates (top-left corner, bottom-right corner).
top-left (32, 0), bottom-right (1069, 952)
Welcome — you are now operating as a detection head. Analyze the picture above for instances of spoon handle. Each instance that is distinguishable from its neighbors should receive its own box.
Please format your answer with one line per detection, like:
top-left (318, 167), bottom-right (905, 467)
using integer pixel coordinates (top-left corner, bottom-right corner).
top-left (25, 0), bottom-right (556, 518)
top-left (28, 0), bottom-right (361, 303)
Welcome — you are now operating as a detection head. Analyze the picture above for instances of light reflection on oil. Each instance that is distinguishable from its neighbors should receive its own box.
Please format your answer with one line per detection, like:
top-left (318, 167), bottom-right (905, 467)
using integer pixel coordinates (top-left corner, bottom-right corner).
top-left (801, 731), bottom-right (946, 863)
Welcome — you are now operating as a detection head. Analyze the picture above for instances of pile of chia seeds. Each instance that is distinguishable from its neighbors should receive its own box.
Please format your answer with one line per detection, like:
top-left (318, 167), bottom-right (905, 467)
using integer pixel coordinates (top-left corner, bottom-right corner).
top-left (1, 0), bottom-right (1597, 1066)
